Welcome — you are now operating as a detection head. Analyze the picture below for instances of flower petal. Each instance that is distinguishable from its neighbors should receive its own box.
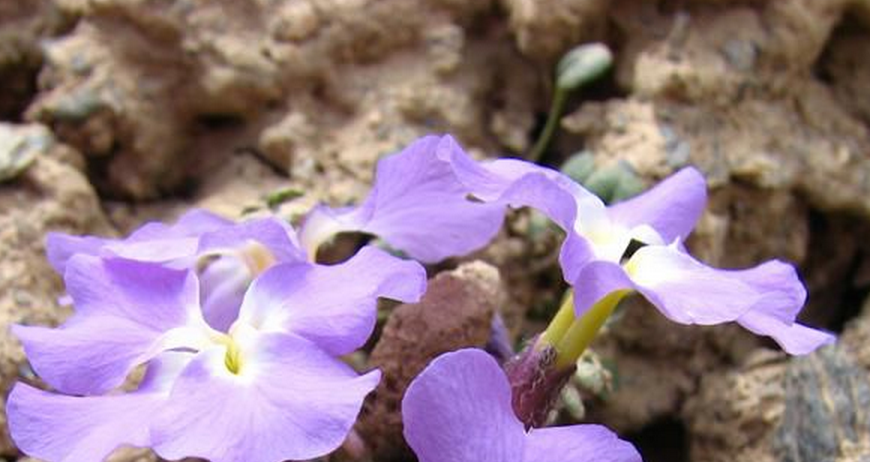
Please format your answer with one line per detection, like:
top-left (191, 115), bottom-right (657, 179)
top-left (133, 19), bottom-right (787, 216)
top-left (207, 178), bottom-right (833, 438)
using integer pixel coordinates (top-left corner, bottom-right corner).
top-left (559, 232), bottom-right (598, 284)
top-left (524, 425), bottom-right (641, 462)
top-left (125, 209), bottom-right (233, 241)
top-left (106, 209), bottom-right (233, 263)
top-left (623, 244), bottom-right (761, 325)
top-left (402, 349), bottom-right (526, 462)
top-left (197, 216), bottom-right (306, 264)
top-left (737, 309), bottom-right (835, 355)
top-left (195, 217), bottom-right (308, 331)
top-left (151, 333), bottom-right (379, 462)
top-left (728, 260), bottom-right (807, 322)
top-left (299, 135), bottom-right (505, 263)
top-left (15, 256), bottom-right (209, 394)
top-left (237, 246), bottom-right (426, 355)
top-left (607, 167), bottom-right (707, 242)
top-left (446, 150), bottom-right (596, 232)
top-left (8, 384), bottom-right (159, 462)
top-left (491, 168), bottom-right (583, 232)
top-left (6, 352), bottom-right (190, 462)
top-left (45, 233), bottom-right (108, 275)
top-left (570, 260), bottom-right (636, 317)
top-left (47, 210), bottom-right (235, 273)
top-left (198, 255), bottom-right (252, 332)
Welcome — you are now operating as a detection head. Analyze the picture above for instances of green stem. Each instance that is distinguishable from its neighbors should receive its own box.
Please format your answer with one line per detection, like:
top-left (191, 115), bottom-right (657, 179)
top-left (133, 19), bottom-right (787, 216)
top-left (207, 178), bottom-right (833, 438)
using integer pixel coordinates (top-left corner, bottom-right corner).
top-left (542, 290), bottom-right (630, 369)
top-left (528, 88), bottom-right (568, 163)
top-left (539, 291), bottom-right (576, 347)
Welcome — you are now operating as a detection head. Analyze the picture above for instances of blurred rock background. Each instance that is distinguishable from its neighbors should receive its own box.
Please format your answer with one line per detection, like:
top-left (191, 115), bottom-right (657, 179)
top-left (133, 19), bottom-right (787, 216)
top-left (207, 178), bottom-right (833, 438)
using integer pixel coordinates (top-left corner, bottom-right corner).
top-left (2, 0), bottom-right (870, 461)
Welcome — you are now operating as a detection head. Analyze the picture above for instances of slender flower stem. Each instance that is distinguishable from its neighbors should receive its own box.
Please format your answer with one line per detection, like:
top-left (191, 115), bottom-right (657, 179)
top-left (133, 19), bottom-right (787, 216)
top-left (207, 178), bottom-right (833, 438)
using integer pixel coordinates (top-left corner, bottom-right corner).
top-left (554, 290), bottom-right (628, 368)
top-left (539, 289), bottom-right (630, 370)
top-left (539, 291), bottom-right (576, 347)
top-left (527, 88), bottom-right (568, 164)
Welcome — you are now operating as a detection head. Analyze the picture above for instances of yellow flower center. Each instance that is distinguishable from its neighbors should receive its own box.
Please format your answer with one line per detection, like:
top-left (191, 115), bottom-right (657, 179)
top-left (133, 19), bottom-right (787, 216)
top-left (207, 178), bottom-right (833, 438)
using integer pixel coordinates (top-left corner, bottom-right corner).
top-left (239, 241), bottom-right (278, 276)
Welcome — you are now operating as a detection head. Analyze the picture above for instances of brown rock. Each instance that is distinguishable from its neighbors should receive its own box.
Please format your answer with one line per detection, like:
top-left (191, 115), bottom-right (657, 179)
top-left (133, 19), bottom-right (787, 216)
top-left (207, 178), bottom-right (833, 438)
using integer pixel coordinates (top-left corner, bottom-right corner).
top-left (26, 0), bottom-right (520, 200)
top-left (585, 297), bottom-right (758, 433)
top-left (500, 0), bottom-right (608, 60)
top-left (357, 261), bottom-right (504, 461)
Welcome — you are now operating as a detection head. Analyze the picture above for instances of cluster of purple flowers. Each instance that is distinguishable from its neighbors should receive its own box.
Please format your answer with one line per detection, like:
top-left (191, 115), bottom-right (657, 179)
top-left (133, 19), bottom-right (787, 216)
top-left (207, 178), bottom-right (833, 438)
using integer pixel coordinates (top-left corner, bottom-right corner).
top-left (8, 135), bottom-right (832, 462)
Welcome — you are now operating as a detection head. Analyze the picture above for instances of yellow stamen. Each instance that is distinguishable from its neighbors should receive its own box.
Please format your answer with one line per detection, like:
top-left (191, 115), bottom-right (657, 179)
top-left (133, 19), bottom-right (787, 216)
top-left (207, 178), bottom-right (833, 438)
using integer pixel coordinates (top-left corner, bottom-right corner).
top-left (240, 241), bottom-right (277, 276)
top-left (211, 332), bottom-right (244, 375)
top-left (223, 340), bottom-right (244, 375)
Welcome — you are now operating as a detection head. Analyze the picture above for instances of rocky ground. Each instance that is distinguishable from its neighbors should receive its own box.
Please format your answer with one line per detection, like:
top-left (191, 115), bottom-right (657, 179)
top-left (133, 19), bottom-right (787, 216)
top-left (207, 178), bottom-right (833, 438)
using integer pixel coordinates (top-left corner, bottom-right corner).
top-left (2, 0), bottom-right (870, 461)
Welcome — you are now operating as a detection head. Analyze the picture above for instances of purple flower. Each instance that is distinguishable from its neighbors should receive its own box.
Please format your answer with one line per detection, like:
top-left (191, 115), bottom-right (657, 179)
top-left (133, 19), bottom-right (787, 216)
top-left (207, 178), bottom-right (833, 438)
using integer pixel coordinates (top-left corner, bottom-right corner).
top-left (47, 209), bottom-right (307, 331)
top-left (9, 246), bottom-right (427, 462)
top-left (299, 135), bottom-right (505, 263)
top-left (442, 152), bottom-right (834, 354)
top-left (402, 349), bottom-right (641, 462)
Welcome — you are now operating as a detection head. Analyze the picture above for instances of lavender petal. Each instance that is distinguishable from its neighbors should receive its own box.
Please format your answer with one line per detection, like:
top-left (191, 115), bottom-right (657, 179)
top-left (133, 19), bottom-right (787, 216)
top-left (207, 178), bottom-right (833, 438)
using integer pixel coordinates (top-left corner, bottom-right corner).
top-left (237, 246), bottom-right (426, 355)
top-left (402, 349), bottom-right (525, 462)
top-left (151, 333), bottom-right (379, 462)
top-left (607, 167), bottom-right (707, 243)
top-left (299, 135), bottom-right (505, 263)
top-left (15, 256), bottom-right (208, 394)
top-left (524, 425), bottom-right (641, 462)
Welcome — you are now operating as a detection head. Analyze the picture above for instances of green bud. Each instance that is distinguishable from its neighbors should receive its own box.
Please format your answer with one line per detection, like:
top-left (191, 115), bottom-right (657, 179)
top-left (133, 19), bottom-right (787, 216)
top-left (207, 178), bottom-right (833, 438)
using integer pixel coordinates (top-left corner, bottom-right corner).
top-left (560, 150), bottom-right (596, 183)
top-left (525, 209), bottom-right (555, 240)
top-left (610, 162), bottom-right (646, 202)
top-left (582, 167), bottom-right (618, 201)
top-left (556, 43), bottom-right (613, 92)
top-left (264, 187), bottom-right (304, 208)
top-left (582, 161), bottom-right (645, 203)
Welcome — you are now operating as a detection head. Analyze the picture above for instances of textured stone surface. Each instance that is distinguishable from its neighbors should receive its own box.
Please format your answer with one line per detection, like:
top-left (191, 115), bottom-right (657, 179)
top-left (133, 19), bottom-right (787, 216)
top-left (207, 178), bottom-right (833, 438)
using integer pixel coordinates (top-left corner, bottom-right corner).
top-left (685, 295), bottom-right (870, 462)
top-left (775, 347), bottom-right (870, 462)
top-left (500, 0), bottom-right (608, 59)
top-left (357, 261), bottom-right (505, 461)
top-left (0, 0), bottom-right (70, 120)
top-left (26, 0), bottom-right (535, 200)
top-left (585, 297), bottom-right (758, 434)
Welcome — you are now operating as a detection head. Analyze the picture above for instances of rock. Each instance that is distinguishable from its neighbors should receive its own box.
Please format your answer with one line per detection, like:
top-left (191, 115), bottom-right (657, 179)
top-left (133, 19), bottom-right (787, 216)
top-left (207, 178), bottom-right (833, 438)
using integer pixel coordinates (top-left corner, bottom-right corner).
top-left (775, 347), bottom-right (870, 462)
top-left (0, 138), bottom-right (114, 456)
top-left (684, 294), bottom-right (870, 462)
top-left (356, 261), bottom-right (505, 461)
top-left (683, 350), bottom-right (791, 462)
top-left (501, 0), bottom-right (608, 60)
top-left (26, 0), bottom-right (519, 199)
top-left (819, 14), bottom-right (870, 127)
top-left (0, 124), bottom-right (51, 182)
top-left (585, 297), bottom-right (759, 433)
top-left (0, 0), bottom-right (71, 120)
